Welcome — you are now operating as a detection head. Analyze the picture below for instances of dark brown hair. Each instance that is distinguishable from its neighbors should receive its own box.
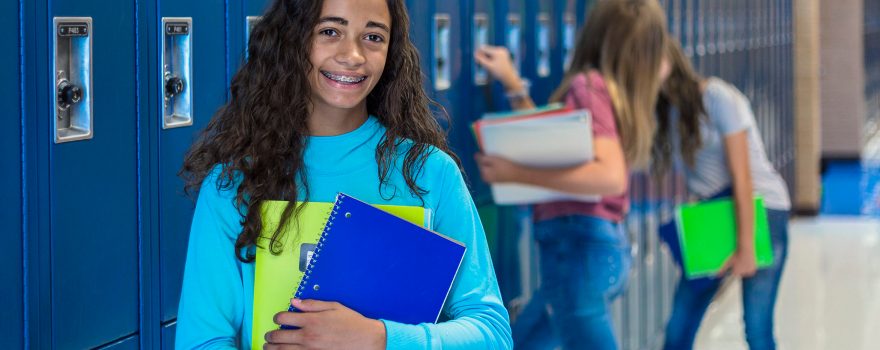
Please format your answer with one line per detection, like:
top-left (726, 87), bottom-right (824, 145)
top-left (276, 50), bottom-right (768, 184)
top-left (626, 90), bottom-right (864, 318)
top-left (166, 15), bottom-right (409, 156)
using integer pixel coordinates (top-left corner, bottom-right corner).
top-left (653, 38), bottom-right (706, 174)
top-left (180, 0), bottom-right (458, 262)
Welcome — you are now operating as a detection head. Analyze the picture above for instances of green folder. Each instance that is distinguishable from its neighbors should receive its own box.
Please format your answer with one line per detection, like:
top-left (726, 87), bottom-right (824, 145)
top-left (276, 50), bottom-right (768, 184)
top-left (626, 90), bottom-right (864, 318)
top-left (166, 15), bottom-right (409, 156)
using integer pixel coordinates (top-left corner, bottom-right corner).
top-left (252, 201), bottom-right (426, 349)
top-left (675, 197), bottom-right (774, 278)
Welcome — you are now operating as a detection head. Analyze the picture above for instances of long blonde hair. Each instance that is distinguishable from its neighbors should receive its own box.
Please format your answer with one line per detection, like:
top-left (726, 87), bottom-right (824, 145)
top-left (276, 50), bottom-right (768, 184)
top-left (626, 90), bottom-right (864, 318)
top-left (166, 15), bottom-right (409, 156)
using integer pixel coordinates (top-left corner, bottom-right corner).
top-left (551, 0), bottom-right (668, 170)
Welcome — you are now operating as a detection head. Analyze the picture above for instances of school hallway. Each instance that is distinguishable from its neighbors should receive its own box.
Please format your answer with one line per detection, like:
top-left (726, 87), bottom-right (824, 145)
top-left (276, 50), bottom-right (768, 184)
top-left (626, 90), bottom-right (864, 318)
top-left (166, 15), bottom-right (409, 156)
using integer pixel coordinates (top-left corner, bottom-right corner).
top-left (694, 217), bottom-right (880, 350)
top-left (4, 0), bottom-right (880, 348)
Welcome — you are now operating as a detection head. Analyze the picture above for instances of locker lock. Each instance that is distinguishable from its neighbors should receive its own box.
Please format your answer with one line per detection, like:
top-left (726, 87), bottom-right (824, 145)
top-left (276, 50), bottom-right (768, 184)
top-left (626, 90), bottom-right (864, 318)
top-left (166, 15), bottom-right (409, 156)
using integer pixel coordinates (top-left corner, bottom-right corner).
top-left (57, 79), bottom-right (83, 111)
top-left (164, 73), bottom-right (185, 99)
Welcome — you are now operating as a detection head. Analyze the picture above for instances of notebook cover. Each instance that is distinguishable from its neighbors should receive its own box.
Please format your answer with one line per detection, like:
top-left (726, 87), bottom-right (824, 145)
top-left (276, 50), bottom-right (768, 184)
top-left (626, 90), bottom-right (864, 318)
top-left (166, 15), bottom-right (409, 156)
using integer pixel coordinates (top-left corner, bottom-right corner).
top-left (293, 193), bottom-right (466, 326)
top-left (473, 109), bottom-right (600, 204)
top-left (675, 197), bottom-right (774, 278)
top-left (252, 201), bottom-right (426, 349)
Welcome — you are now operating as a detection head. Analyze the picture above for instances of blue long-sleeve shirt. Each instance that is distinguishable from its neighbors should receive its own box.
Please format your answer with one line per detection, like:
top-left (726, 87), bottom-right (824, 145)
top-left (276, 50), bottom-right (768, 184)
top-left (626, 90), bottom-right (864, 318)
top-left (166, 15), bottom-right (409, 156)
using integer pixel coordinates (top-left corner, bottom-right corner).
top-left (175, 116), bottom-right (512, 349)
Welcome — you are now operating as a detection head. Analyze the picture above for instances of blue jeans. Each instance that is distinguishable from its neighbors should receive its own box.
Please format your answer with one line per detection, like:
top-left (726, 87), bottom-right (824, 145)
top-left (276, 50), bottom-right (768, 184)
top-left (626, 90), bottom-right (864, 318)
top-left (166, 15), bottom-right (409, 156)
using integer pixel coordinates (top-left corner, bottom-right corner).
top-left (513, 215), bottom-right (631, 350)
top-left (660, 208), bottom-right (790, 350)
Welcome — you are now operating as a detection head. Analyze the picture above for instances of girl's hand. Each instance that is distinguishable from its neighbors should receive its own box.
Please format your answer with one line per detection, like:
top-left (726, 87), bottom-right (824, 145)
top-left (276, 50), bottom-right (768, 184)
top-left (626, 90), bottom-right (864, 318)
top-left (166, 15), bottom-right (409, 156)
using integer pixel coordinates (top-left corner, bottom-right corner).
top-left (718, 248), bottom-right (758, 278)
top-left (265, 299), bottom-right (386, 350)
top-left (475, 153), bottom-right (522, 184)
top-left (474, 46), bottom-right (523, 91)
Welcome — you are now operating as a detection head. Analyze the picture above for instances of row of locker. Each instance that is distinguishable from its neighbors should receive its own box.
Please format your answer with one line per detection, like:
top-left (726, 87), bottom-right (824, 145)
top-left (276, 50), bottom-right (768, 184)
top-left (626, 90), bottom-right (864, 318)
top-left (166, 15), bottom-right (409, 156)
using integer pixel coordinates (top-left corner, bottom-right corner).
top-left (0, 0), bottom-right (593, 348)
top-left (0, 0), bottom-right (800, 349)
top-left (867, 0), bottom-right (880, 133)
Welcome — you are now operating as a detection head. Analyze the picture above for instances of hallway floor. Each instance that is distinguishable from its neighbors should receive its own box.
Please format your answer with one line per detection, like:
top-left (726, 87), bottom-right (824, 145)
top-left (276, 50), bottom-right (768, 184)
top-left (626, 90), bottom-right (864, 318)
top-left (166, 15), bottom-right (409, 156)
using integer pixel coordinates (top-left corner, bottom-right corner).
top-left (694, 217), bottom-right (880, 350)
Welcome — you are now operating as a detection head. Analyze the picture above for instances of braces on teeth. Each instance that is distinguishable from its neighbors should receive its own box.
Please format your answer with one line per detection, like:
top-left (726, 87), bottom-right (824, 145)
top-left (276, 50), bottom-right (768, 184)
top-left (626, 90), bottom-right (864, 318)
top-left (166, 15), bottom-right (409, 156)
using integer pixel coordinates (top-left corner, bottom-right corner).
top-left (323, 71), bottom-right (365, 83)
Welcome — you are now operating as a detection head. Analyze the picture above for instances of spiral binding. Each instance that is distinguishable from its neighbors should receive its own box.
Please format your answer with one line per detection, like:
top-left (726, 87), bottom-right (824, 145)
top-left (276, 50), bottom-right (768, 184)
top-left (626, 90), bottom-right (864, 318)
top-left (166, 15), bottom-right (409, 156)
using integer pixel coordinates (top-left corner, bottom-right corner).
top-left (294, 193), bottom-right (346, 299)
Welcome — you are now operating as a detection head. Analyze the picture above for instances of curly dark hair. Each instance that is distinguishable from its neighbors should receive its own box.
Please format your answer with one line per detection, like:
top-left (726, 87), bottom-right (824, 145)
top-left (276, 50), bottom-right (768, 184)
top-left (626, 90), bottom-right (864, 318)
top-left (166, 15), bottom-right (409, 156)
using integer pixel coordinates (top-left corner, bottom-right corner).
top-left (180, 0), bottom-right (458, 262)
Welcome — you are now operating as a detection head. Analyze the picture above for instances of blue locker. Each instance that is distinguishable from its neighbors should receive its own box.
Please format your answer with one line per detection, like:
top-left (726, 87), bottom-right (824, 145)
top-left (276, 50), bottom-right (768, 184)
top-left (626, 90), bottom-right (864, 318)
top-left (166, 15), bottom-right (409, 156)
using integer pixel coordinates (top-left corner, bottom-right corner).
top-left (21, 0), bottom-right (140, 347)
top-left (559, 0), bottom-right (587, 73)
top-left (1, 0), bottom-right (23, 347)
top-left (155, 1), bottom-right (228, 343)
top-left (622, 174), bottom-right (644, 349)
top-left (526, 0), bottom-right (557, 104)
top-left (492, 0), bottom-right (526, 113)
top-left (682, 0), bottom-right (694, 58)
top-left (705, 0), bottom-right (717, 76)
top-left (228, 0), bottom-right (272, 80)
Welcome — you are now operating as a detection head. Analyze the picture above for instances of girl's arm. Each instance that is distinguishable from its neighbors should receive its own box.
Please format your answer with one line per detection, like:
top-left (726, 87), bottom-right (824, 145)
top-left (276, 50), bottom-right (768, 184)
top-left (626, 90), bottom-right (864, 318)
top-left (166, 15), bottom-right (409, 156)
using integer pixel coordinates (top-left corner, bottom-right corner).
top-left (475, 72), bottom-right (627, 197)
top-left (719, 130), bottom-right (758, 277)
top-left (476, 136), bottom-right (627, 196)
top-left (175, 168), bottom-right (244, 349)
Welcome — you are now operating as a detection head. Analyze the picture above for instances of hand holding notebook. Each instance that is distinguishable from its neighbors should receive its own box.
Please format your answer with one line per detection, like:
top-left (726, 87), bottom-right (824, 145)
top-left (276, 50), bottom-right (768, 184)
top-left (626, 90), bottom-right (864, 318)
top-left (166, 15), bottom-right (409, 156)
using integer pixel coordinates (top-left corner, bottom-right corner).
top-left (252, 200), bottom-right (428, 349)
top-left (672, 197), bottom-right (774, 279)
top-left (290, 193), bottom-right (466, 325)
top-left (472, 107), bottom-right (600, 204)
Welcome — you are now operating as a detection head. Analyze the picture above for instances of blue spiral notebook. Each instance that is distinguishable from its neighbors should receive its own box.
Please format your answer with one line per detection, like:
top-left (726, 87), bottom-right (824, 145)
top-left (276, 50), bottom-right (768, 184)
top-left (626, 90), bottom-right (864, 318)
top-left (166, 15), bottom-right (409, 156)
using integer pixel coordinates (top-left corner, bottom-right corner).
top-left (289, 193), bottom-right (467, 325)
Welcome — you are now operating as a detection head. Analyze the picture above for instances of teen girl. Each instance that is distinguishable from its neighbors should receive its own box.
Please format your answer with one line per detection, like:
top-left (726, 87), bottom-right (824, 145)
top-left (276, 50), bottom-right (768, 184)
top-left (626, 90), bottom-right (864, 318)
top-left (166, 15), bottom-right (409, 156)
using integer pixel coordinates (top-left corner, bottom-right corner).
top-left (175, 0), bottom-right (512, 348)
top-left (474, 1), bottom-right (670, 348)
top-left (654, 39), bottom-right (790, 350)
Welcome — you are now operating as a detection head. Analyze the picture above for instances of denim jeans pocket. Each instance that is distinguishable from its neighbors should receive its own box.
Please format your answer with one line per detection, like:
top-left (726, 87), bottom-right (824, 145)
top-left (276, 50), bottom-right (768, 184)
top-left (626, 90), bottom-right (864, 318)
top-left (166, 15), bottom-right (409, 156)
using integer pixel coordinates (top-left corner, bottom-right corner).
top-left (581, 243), bottom-right (631, 298)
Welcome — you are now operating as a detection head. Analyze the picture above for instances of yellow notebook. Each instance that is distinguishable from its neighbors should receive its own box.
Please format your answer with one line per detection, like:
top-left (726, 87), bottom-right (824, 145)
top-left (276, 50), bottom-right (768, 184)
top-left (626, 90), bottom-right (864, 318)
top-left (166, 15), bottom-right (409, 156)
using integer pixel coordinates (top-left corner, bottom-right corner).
top-left (251, 200), bottom-right (427, 349)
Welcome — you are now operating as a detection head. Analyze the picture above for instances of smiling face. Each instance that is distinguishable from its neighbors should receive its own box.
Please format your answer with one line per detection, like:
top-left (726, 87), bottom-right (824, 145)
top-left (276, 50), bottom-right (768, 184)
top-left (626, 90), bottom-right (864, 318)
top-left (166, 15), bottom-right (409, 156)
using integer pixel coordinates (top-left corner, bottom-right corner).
top-left (308, 0), bottom-right (391, 119)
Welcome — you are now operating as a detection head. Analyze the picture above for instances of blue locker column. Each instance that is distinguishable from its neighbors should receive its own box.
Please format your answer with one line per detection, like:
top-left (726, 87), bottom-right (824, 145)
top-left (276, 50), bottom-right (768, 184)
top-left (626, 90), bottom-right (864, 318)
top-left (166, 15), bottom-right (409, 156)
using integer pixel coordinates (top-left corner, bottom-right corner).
top-left (558, 0), bottom-right (593, 73)
top-left (620, 174), bottom-right (644, 350)
top-left (492, 0), bottom-right (526, 112)
top-left (22, 0), bottom-right (140, 348)
top-left (693, 0), bottom-right (705, 73)
top-left (228, 0), bottom-right (272, 80)
top-left (868, 0), bottom-right (880, 144)
top-left (681, 0), bottom-right (694, 59)
top-left (152, 0), bottom-right (228, 344)
top-left (733, 0), bottom-right (749, 91)
top-left (706, 0), bottom-right (719, 77)
top-left (488, 0), bottom-right (535, 315)
top-left (0, 0), bottom-right (23, 347)
top-left (525, 0), bottom-right (557, 104)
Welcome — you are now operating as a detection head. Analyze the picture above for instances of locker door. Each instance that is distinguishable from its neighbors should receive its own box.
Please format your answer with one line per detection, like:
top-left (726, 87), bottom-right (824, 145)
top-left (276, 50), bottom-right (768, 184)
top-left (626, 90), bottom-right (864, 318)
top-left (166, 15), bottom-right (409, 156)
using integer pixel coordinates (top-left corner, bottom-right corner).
top-left (36, 0), bottom-right (139, 348)
top-left (228, 0), bottom-right (273, 79)
top-left (526, 0), bottom-right (556, 104)
top-left (560, 0), bottom-right (577, 72)
top-left (156, 0), bottom-right (228, 343)
top-left (705, 0), bottom-right (717, 76)
top-left (492, 0), bottom-right (526, 113)
top-left (682, 0), bottom-right (694, 59)
top-left (622, 174), bottom-right (644, 349)
top-left (0, 0), bottom-right (23, 347)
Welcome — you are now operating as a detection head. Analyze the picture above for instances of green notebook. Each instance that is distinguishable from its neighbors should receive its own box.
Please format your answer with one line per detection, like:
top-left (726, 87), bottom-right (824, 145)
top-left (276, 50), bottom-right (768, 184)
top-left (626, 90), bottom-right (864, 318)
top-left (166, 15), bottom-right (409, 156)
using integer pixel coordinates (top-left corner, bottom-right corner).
top-left (675, 197), bottom-right (774, 278)
top-left (252, 201), bottom-right (427, 349)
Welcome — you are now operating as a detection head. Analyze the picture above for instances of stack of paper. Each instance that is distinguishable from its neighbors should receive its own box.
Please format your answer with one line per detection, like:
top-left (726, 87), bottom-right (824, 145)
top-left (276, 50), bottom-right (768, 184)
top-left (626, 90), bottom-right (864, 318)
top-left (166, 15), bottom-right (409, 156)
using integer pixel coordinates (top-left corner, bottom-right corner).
top-left (472, 107), bottom-right (600, 205)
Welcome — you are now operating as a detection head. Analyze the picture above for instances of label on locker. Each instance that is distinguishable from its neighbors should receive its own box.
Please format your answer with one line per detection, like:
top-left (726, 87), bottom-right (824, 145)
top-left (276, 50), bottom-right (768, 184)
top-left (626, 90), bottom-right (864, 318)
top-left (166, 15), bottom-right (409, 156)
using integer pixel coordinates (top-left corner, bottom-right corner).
top-left (58, 23), bottom-right (89, 37)
top-left (165, 22), bottom-right (190, 35)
